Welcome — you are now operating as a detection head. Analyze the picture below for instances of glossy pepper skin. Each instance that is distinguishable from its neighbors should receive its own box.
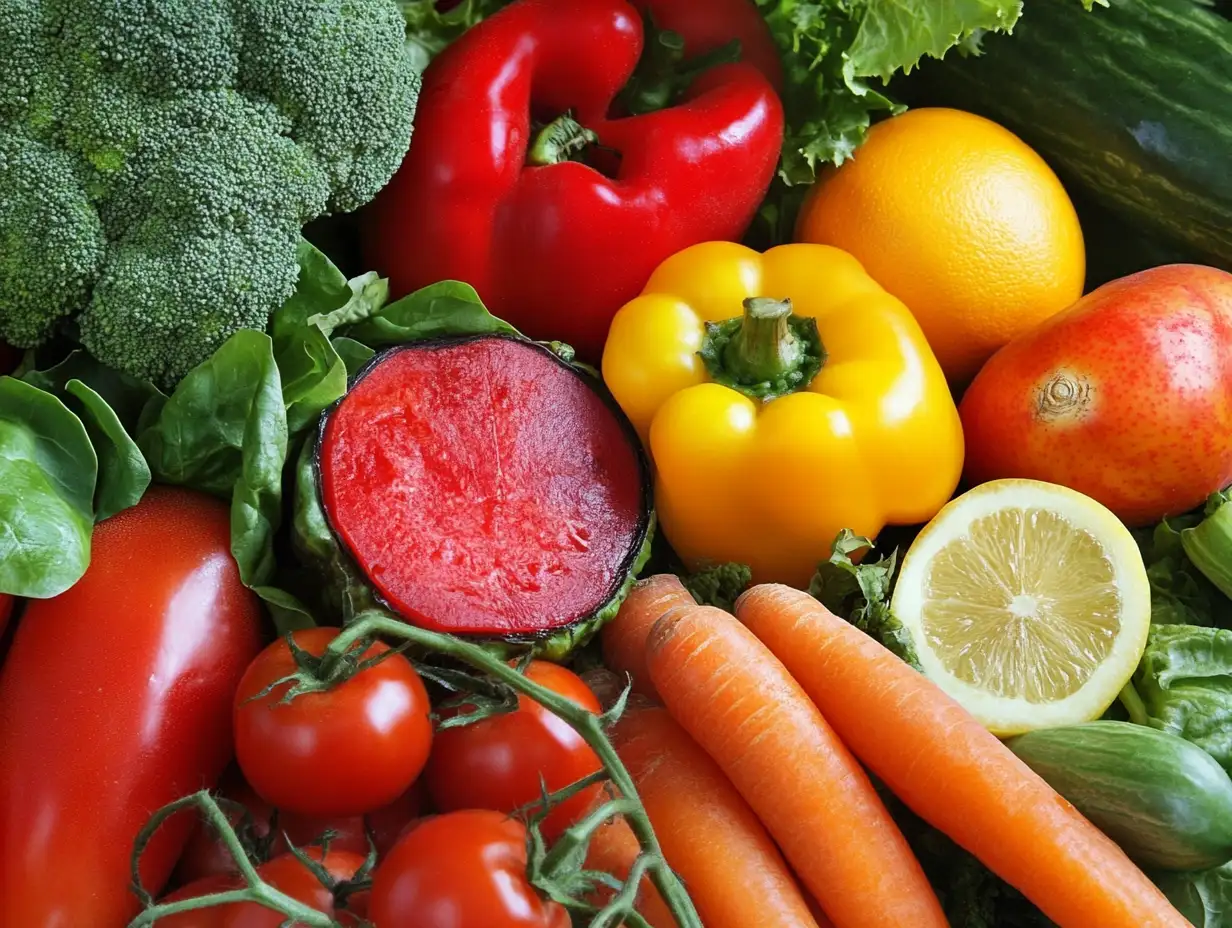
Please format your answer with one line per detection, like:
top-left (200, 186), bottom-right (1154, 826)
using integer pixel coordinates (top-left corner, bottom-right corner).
top-left (602, 241), bottom-right (966, 587)
top-left (364, 0), bottom-right (784, 362)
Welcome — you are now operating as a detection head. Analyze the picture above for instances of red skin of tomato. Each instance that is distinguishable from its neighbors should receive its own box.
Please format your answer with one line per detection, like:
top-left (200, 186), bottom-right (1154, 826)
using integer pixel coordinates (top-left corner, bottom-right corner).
top-left (234, 627), bottom-right (434, 818)
top-left (0, 487), bottom-right (263, 928)
top-left (426, 660), bottom-right (603, 840)
top-left (961, 264), bottom-right (1232, 526)
top-left (370, 810), bottom-right (571, 928)
top-left (174, 773), bottom-right (424, 886)
top-left (158, 848), bottom-right (365, 928)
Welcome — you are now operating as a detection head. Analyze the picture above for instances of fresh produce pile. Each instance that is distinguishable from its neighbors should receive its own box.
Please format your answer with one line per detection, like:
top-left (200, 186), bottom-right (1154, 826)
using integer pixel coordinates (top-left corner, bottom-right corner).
top-left (2, 0), bottom-right (1232, 926)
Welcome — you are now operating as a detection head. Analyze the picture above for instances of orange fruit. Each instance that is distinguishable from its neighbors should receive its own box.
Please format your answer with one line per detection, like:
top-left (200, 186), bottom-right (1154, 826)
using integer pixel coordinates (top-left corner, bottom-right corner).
top-left (794, 107), bottom-right (1085, 384)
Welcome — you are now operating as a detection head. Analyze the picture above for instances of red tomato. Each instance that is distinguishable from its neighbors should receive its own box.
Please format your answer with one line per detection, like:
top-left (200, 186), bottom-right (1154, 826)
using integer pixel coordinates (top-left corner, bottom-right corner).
top-left (370, 810), bottom-right (570, 928)
top-left (159, 847), bottom-right (365, 928)
top-left (0, 488), bottom-right (263, 928)
top-left (175, 773), bottom-right (424, 885)
top-left (425, 660), bottom-right (602, 839)
top-left (234, 628), bottom-right (433, 818)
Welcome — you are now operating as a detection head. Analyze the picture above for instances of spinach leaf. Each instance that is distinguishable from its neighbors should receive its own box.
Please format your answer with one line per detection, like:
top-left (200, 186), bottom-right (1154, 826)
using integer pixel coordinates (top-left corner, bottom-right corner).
top-left (1135, 623), bottom-right (1232, 772)
top-left (343, 280), bottom-right (519, 347)
top-left (65, 380), bottom-right (150, 521)
top-left (809, 529), bottom-right (920, 667)
top-left (0, 378), bottom-right (97, 597)
top-left (138, 330), bottom-right (289, 588)
top-left (332, 337), bottom-right (376, 378)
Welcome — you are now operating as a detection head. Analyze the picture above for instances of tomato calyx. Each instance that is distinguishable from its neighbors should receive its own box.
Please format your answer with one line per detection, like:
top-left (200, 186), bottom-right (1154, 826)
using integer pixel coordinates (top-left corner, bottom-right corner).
top-left (242, 632), bottom-right (409, 705)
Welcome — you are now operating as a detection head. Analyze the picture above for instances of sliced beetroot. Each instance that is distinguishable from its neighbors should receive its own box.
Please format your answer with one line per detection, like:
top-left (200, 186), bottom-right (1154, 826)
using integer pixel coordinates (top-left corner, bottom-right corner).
top-left (317, 335), bottom-right (651, 637)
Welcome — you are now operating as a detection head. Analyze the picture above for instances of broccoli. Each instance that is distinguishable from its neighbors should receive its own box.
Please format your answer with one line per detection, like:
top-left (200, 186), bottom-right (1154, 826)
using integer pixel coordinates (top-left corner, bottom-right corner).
top-left (0, 0), bottom-right (419, 388)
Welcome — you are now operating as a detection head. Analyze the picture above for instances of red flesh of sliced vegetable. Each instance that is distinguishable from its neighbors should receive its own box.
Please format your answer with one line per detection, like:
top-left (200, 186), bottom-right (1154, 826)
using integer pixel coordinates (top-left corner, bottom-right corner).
top-left (319, 335), bottom-right (649, 636)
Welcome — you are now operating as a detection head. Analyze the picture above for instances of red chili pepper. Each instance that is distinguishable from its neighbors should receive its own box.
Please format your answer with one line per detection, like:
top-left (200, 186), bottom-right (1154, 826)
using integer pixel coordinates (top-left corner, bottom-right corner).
top-left (364, 0), bottom-right (784, 361)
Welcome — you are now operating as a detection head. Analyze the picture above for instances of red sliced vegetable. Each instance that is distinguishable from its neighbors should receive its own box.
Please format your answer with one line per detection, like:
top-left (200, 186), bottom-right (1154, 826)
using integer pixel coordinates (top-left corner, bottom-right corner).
top-left (318, 335), bottom-right (651, 639)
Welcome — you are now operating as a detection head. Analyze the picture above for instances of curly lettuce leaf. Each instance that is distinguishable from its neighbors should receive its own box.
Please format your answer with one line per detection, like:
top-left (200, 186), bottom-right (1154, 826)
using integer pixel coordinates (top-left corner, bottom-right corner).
top-left (399, 0), bottom-right (513, 72)
top-left (756, 0), bottom-right (1099, 185)
top-left (809, 529), bottom-right (920, 667)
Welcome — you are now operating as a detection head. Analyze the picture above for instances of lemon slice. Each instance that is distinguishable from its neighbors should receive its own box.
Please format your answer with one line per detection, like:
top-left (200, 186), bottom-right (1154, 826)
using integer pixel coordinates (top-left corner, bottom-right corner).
top-left (891, 478), bottom-right (1151, 736)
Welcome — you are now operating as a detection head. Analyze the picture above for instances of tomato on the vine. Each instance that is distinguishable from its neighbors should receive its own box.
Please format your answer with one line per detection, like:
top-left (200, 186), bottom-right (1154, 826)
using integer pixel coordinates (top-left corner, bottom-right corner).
top-left (174, 772), bottom-right (424, 885)
top-left (234, 627), bottom-right (433, 818)
top-left (425, 660), bottom-right (603, 838)
top-left (370, 810), bottom-right (570, 928)
top-left (159, 847), bottom-right (366, 928)
top-left (0, 488), bottom-right (263, 928)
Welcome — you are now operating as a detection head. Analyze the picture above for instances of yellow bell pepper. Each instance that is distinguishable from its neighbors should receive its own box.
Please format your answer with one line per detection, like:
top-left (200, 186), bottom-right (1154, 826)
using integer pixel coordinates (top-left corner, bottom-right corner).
top-left (602, 241), bottom-right (964, 587)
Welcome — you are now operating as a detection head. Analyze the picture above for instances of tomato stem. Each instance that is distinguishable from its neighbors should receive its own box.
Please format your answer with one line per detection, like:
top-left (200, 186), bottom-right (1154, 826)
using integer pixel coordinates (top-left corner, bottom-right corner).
top-left (125, 791), bottom-right (338, 928)
top-left (329, 612), bottom-right (705, 928)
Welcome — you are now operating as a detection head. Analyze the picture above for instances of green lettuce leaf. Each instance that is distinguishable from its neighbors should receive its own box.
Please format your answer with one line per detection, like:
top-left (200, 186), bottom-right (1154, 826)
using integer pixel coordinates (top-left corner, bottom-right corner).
top-left (755, 0), bottom-right (1098, 185)
top-left (809, 529), bottom-right (920, 667)
top-left (0, 378), bottom-right (98, 597)
top-left (399, 0), bottom-right (513, 72)
top-left (1135, 516), bottom-right (1232, 628)
top-left (1154, 862), bottom-right (1232, 928)
top-left (1182, 489), bottom-right (1232, 603)
top-left (1134, 623), bottom-right (1232, 773)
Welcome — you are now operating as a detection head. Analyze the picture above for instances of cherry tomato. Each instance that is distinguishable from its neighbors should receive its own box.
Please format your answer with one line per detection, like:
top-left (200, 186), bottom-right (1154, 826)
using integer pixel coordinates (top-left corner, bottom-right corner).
top-left (159, 848), bottom-right (365, 928)
top-left (370, 810), bottom-right (570, 928)
top-left (0, 488), bottom-right (263, 928)
top-left (425, 660), bottom-right (602, 839)
top-left (175, 772), bottom-right (425, 885)
top-left (234, 628), bottom-right (433, 817)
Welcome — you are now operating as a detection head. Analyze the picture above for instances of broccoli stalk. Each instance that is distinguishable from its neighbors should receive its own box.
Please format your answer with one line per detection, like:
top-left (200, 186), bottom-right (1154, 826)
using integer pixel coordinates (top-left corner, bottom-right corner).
top-left (0, 0), bottom-right (419, 388)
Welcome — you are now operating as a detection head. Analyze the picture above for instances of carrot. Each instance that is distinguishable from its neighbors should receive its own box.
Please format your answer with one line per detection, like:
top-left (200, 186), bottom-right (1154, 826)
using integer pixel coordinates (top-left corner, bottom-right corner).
top-left (612, 706), bottom-right (824, 928)
top-left (601, 575), bottom-right (696, 700)
top-left (735, 584), bottom-right (1190, 928)
top-left (645, 604), bottom-right (946, 928)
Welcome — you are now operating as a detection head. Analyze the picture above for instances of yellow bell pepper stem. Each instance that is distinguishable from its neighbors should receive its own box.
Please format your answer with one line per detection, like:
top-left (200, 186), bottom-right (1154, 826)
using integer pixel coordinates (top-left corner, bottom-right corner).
top-left (601, 241), bottom-right (965, 587)
top-left (706, 297), bottom-right (825, 398)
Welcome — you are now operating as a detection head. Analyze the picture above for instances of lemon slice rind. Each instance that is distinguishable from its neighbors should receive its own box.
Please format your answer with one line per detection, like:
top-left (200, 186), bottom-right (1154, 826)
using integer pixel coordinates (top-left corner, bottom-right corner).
top-left (891, 479), bottom-right (1151, 736)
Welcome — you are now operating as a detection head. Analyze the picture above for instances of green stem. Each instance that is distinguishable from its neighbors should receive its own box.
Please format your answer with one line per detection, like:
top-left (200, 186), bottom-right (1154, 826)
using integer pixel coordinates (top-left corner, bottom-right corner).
top-left (725, 298), bottom-right (801, 383)
top-left (126, 792), bottom-right (336, 928)
top-left (327, 614), bottom-right (704, 928)
top-left (527, 114), bottom-right (599, 167)
top-left (1119, 680), bottom-right (1150, 727)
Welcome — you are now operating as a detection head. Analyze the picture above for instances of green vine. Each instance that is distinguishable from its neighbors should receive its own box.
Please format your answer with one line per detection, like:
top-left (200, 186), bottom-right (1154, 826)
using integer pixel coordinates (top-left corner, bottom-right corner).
top-left (126, 614), bottom-right (703, 928)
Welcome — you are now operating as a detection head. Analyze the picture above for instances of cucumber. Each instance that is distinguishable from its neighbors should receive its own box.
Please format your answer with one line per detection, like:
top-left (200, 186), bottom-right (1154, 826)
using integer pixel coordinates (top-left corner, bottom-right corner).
top-left (1008, 721), bottom-right (1232, 871)
top-left (900, 0), bottom-right (1232, 271)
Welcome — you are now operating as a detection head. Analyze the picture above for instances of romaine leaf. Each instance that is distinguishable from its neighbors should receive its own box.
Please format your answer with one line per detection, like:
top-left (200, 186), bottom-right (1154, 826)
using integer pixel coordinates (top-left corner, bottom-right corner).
top-left (0, 378), bottom-right (97, 597)
top-left (809, 529), bottom-right (920, 667)
top-left (1135, 623), bottom-right (1232, 773)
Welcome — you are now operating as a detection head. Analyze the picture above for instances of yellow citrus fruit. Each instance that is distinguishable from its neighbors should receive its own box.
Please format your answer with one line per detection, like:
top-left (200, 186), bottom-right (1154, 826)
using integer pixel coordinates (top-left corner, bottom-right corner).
top-left (795, 108), bottom-right (1085, 384)
top-left (890, 479), bottom-right (1151, 736)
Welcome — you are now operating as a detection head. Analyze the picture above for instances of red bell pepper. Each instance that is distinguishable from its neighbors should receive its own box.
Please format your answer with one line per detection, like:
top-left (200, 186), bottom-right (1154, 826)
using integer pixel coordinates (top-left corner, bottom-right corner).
top-left (364, 0), bottom-right (784, 361)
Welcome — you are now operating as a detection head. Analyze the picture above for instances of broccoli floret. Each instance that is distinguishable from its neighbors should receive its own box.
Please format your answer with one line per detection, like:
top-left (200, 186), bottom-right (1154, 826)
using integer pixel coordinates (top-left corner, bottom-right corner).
top-left (0, 0), bottom-right (419, 388)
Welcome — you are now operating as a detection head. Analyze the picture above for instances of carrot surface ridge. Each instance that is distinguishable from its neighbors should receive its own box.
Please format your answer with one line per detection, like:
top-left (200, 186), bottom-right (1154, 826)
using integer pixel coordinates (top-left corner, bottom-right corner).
top-left (735, 583), bottom-right (1189, 928)
top-left (612, 706), bottom-right (824, 928)
top-left (645, 604), bottom-right (948, 928)
top-left (602, 575), bottom-right (696, 701)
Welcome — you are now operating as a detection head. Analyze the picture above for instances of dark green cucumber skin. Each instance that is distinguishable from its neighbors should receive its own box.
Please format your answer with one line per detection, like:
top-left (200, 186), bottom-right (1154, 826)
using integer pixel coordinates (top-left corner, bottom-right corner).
top-left (901, 0), bottom-right (1232, 273)
top-left (1008, 721), bottom-right (1232, 871)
